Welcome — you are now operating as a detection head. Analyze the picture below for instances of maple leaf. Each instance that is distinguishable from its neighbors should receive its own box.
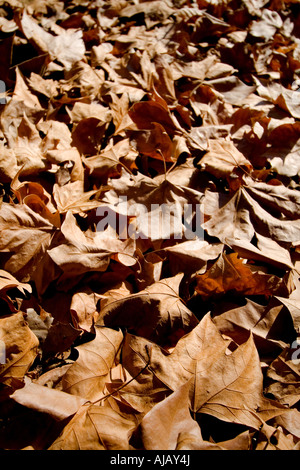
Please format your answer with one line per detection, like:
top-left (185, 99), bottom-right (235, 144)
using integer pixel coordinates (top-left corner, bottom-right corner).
top-left (61, 326), bottom-right (124, 402)
top-left (138, 381), bottom-right (205, 450)
top-left (100, 170), bottom-right (204, 243)
top-left (126, 314), bottom-right (287, 429)
top-left (0, 202), bottom-right (60, 294)
top-left (0, 312), bottom-right (39, 397)
top-left (194, 252), bottom-right (285, 300)
top-left (52, 180), bottom-right (106, 215)
top-left (83, 138), bottom-right (138, 182)
top-left (97, 273), bottom-right (198, 346)
top-left (265, 347), bottom-right (300, 408)
top-left (48, 403), bottom-right (139, 450)
top-left (212, 297), bottom-right (296, 358)
top-left (19, 10), bottom-right (86, 71)
top-left (203, 180), bottom-right (300, 246)
top-left (0, 68), bottom-right (44, 150)
top-left (47, 210), bottom-right (136, 281)
top-left (199, 139), bottom-right (252, 179)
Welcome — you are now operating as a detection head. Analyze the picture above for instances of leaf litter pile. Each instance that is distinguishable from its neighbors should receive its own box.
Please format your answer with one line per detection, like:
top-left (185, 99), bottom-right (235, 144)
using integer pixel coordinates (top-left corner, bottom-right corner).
top-left (0, 0), bottom-right (300, 451)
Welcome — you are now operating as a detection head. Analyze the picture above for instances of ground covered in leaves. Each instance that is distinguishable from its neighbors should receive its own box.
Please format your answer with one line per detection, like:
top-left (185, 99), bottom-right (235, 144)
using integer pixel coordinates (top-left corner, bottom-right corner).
top-left (0, 0), bottom-right (300, 451)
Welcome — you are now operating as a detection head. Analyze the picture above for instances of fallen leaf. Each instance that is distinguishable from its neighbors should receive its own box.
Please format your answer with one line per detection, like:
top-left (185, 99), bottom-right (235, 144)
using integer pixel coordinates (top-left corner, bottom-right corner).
top-left (19, 10), bottom-right (86, 71)
top-left (69, 289), bottom-right (104, 333)
top-left (138, 381), bottom-right (204, 450)
top-left (100, 170), bottom-right (204, 243)
top-left (11, 377), bottom-right (87, 421)
top-left (195, 252), bottom-right (284, 300)
top-left (199, 139), bottom-right (252, 179)
top-left (128, 122), bottom-right (174, 162)
top-left (0, 270), bottom-right (32, 312)
top-left (61, 326), bottom-right (123, 402)
top-left (249, 9), bottom-right (283, 40)
top-left (212, 297), bottom-right (295, 358)
top-left (47, 211), bottom-right (136, 281)
top-left (52, 180), bottom-right (105, 215)
top-left (190, 331), bottom-right (288, 427)
top-left (127, 100), bottom-right (179, 138)
top-left (203, 181), bottom-right (300, 245)
top-left (48, 403), bottom-right (139, 450)
top-left (0, 312), bottom-right (39, 396)
top-left (265, 347), bottom-right (300, 408)
top-left (161, 239), bottom-right (223, 276)
top-left (97, 273), bottom-right (198, 346)
top-left (122, 314), bottom-right (287, 429)
top-left (0, 202), bottom-right (59, 288)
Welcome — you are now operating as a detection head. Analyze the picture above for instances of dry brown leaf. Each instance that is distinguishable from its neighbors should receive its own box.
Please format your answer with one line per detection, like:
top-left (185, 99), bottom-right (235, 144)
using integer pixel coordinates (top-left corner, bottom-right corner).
top-left (70, 289), bottom-right (104, 333)
top-left (11, 377), bottom-right (87, 421)
top-left (120, 1), bottom-right (173, 26)
top-left (0, 270), bottom-right (32, 312)
top-left (48, 403), bottom-right (139, 450)
top-left (271, 409), bottom-right (300, 441)
top-left (97, 273), bottom-right (198, 346)
top-left (249, 9), bottom-right (283, 40)
top-left (52, 180), bottom-right (105, 215)
top-left (226, 233), bottom-right (294, 271)
top-left (9, 114), bottom-right (45, 176)
top-left (0, 312), bottom-right (39, 396)
top-left (265, 347), bottom-right (300, 408)
top-left (195, 252), bottom-right (284, 300)
top-left (161, 239), bottom-right (223, 276)
top-left (0, 202), bottom-right (59, 287)
top-left (203, 181), bottom-right (300, 245)
top-left (126, 314), bottom-right (287, 429)
top-left (83, 138), bottom-right (138, 181)
top-left (212, 297), bottom-right (295, 356)
top-left (199, 139), bottom-right (252, 179)
top-left (19, 10), bottom-right (86, 71)
top-left (101, 170), bottom-right (203, 243)
top-left (41, 321), bottom-right (81, 359)
top-left (138, 381), bottom-right (204, 450)
top-left (137, 379), bottom-right (250, 449)
top-left (275, 296), bottom-right (300, 334)
top-left (170, 55), bottom-right (218, 82)
top-left (128, 122), bottom-right (174, 162)
top-left (0, 68), bottom-right (44, 149)
top-left (0, 145), bottom-right (19, 182)
top-left (47, 211), bottom-right (136, 280)
top-left (127, 100), bottom-right (179, 138)
top-left (111, 332), bottom-right (171, 414)
top-left (206, 76), bottom-right (256, 105)
top-left (254, 421), bottom-right (297, 450)
top-left (61, 326), bottom-right (123, 402)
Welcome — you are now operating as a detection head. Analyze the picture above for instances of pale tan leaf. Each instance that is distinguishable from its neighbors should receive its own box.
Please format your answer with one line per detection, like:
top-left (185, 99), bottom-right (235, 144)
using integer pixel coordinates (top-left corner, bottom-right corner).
top-left (70, 290), bottom-right (105, 333)
top-left (199, 139), bottom-right (252, 179)
top-left (47, 211), bottom-right (136, 277)
top-left (139, 381), bottom-right (203, 450)
top-left (0, 202), bottom-right (58, 281)
top-left (127, 314), bottom-right (287, 429)
top-left (0, 312), bottom-right (39, 395)
top-left (11, 378), bottom-right (87, 421)
top-left (61, 327), bottom-right (123, 402)
top-left (203, 182), bottom-right (300, 245)
top-left (48, 404), bottom-right (139, 450)
top-left (20, 11), bottom-right (85, 71)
